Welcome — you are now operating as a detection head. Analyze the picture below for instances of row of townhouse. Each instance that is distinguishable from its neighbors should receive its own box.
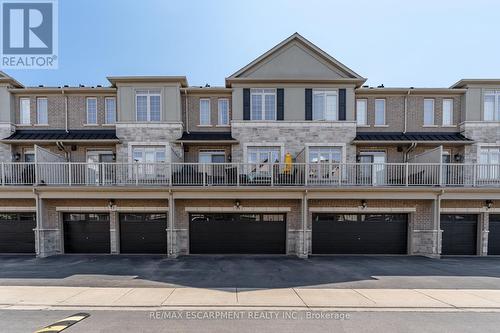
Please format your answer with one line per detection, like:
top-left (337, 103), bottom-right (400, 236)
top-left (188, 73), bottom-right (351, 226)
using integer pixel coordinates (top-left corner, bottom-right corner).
top-left (0, 33), bottom-right (498, 258)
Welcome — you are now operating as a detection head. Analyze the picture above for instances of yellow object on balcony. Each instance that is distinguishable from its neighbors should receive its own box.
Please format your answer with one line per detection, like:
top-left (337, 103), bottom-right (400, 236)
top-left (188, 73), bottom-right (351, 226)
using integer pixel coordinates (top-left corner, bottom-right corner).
top-left (284, 152), bottom-right (292, 174)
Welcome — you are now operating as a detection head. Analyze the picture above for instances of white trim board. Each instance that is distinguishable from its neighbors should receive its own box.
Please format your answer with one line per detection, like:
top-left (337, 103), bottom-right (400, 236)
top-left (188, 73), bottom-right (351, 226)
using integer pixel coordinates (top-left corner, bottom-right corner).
top-left (56, 206), bottom-right (169, 212)
top-left (441, 208), bottom-right (497, 213)
top-left (309, 207), bottom-right (417, 213)
top-left (0, 207), bottom-right (36, 212)
top-left (185, 207), bottom-right (291, 213)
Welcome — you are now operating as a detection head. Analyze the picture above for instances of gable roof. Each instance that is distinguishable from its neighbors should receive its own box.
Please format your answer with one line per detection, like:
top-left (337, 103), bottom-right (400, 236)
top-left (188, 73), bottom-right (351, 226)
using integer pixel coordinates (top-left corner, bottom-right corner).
top-left (0, 71), bottom-right (24, 88)
top-left (226, 33), bottom-right (366, 86)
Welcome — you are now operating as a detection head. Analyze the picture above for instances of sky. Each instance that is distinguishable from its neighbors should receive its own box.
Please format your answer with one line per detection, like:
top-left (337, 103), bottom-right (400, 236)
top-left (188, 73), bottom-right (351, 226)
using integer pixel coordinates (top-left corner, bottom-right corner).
top-left (3, 0), bottom-right (500, 88)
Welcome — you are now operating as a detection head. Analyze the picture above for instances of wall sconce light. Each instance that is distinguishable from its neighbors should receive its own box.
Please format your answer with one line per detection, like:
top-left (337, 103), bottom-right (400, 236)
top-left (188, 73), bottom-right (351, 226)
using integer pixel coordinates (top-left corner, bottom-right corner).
top-left (486, 200), bottom-right (493, 210)
top-left (361, 200), bottom-right (368, 209)
top-left (108, 199), bottom-right (116, 210)
top-left (454, 154), bottom-right (463, 163)
top-left (234, 200), bottom-right (241, 209)
top-left (112, 153), bottom-right (116, 161)
top-left (14, 153), bottom-right (21, 161)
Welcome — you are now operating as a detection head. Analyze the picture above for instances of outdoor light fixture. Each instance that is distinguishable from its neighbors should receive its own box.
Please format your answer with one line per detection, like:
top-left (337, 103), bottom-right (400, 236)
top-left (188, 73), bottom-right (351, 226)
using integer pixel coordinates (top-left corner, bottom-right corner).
top-left (14, 153), bottom-right (20, 161)
top-left (486, 200), bottom-right (493, 209)
top-left (234, 200), bottom-right (241, 209)
top-left (361, 200), bottom-right (368, 209)
top-left (108, 199), bottom-right (116, 210)
top-left (454, 154), bottom-right (463, 162)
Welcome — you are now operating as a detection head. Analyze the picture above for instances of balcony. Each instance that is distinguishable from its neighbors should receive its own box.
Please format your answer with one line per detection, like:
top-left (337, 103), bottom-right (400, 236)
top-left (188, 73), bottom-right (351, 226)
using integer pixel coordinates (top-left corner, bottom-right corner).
top-left (1, 162), bottom-right (499, 188)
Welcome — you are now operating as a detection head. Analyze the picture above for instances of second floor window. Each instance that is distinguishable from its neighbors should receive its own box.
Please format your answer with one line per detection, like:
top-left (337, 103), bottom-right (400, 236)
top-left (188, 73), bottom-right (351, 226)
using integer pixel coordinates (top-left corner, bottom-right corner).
top-left (218, 99), bottom-right (229, 125)
top-left (36, 98), bottom-right (48, 124)
top-left (313, 90), bottom-right (338, 121)
top-left (356, 99), bottom-right (367, 125)
top-left (199, 99), bottom-right (211, 125)
top-left (424, 99), bottom-right (435, 126)
top-left (136, 90), bottom-right (161, 122)
top-left (251, 89), bottom-right (276, 120)
top-left (442, 99), bottom-right (453, 126)
top-left (86, 97), bottom-right (97, 124)
top-left (105, 97), bottom-right (116, 124)
top-left (20, 98), bottom-right (30, 124)
top-left (484, 90), bottom-right (500, 121)
top-left (375, 99), bottom-right (386, 125)
top-left (36, 98), bottom-right (49, 125)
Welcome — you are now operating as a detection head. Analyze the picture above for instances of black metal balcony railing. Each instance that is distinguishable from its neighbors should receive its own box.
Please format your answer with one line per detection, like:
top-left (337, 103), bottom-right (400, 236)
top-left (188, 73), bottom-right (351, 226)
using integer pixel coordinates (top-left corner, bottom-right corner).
top-left (1, 162), bottom-right (499, 187)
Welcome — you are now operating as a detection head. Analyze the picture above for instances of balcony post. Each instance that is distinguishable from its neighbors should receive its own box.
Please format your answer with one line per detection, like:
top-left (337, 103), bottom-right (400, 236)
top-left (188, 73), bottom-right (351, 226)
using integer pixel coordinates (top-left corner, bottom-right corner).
top-left (202, 163), bottom-right (206, 186)
top-left (168, 163), bottom-right (173, 186)
top-left (1, 162), bottom-right (4, 186)
top-left (338, 164), bottom-right (342, 186)
top-left (439, 162), bottom-right (443, 187)
top-left (236, 164), bottom-right (240, 187)
top-left (68, 162), bottom-right (72, 186)
top-left (271, 163), bottom-right (274, 187)
top-left (34, 161), bottom-right (39, 186)
top-left (305, 163), bottom-right (309, 186)
top-left (135, 162), bottom-right (139, 186)
top-left (405, 163), bottom-right (409, 186)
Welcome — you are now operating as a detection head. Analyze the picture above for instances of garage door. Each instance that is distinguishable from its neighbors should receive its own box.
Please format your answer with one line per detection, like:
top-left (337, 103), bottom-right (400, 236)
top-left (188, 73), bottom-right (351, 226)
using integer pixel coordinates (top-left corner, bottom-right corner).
top-left (488, 214), bottom-right (500, 255)
top-left (0, 212), bottom-right (36, 253)
top-left (63, 213), bottom-right (110, 254)
top-left (441, 214), bottom-right (477, 255)
top-left (119, 213), bottom-right (168, 254)
top-left (312, 213), bottom-right (408, 254)
top-left (189, 213), bottom-right (286, 254)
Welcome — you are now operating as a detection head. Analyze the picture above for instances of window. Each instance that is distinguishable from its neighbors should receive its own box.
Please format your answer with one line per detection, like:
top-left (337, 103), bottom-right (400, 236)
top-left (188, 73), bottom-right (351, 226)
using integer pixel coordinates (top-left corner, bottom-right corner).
top-left (36, 97), bottom-right (48, 124)
top-left (247, 147), bottom-right (280, 164)
top-left (250, 89), bottom-right (276, 120)
top-left (132, 146), bottom-right (166, 163)
top-left (218, 99), bottom-right (229, 125)
top-left (484, 90), bottom-right (500, 121)
top-left (423, 99), bottom-right (435, 126)
top-left (19, 98), bottom-right (30, 124)
top-left (308, 147), bottom-right (342, 163)
top-left (105, 97), bottom-right (116, 124)
top-left (356, 99), bottom-right (367, 125)
top-left (442, 99), bottom-right (453, 126)
top-left (375, 99), bottom-right (386, 125)
top-left (199, 99), bottom-right (211, 125)
top-left (313, 90), bottom-right (338, 121)
top-left (135, 89), bottom-right (161, 122)
top-left (479, 147), bottom-right (500, 179)
top-left (86, 97), bottom-right (97, 124)
top-left (199, 150), bottom-right (225, 163)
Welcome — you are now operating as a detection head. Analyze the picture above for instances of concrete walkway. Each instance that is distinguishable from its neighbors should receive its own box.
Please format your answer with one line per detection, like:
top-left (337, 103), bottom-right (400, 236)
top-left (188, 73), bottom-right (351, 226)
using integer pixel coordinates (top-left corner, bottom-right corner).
top-left (1, 286), bottom-right (500, 310)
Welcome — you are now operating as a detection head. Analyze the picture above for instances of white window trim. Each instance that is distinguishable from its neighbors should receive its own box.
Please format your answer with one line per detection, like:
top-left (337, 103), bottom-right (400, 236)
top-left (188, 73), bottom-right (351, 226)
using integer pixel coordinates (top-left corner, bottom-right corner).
top-left (442, 99), bottom-right (454, 126)
top-left (217, 98), bottom-right (230, 125)
top-left (86, 97), bottom-right (98, 125)
top-left (127, 142), bottom-right (171, 164)
top-left (374, 99), bottom-right (386, 126)
top-left (250, 88), bottom-right (277, 121)
top-left (135, 89), bottom-right (162, 122)
top-left (104, 97), bottom-right (116, 124)
top-left (356, 99), bottom-right (368, 126)
top-left (243, 142), bottom-right (285, 163)
top-left (305, 143), bottom-right (347, 164)
top-left (19, 97), bottom-right (30, 125)
top-left (199, 98), bottom-right (211, 126)
top-left (483, 90), bottom-right (500, 121)
top-left (423, 98), bottom-right (435, 126)
top-left (36, 97), bottom-right (48, 125)
top-left (312, 89), bottom-right (338, 121)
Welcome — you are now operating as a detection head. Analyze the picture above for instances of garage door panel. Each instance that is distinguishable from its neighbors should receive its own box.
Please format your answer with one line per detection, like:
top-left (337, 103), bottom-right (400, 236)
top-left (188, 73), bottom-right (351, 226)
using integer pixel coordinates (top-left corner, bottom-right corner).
top-left (63, 213), bottom-right (110, 254)
top-left (119, 213), bottom-right (167, 254)
top-left (312, 214), bottom-right (408, 254)
top-left (488, 215), bottom-right (500, 255)
top-left (441, 214), bottom-right (477, 255)
top-left (0, 213), bottom-right (36, 253)
top-left (189, 213), bottom-right (286, 254)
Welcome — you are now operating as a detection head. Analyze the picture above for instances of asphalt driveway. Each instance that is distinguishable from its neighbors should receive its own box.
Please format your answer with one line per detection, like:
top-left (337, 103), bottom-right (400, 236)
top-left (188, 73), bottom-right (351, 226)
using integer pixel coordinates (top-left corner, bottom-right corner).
top-left (0, 255), bottom-right (499, 289)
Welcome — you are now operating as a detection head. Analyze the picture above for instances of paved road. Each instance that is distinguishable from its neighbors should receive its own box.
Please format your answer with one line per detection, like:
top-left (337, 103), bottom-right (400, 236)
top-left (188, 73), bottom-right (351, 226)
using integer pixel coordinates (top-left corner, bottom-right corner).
top-left (0, 255), bottom-right (500, 289)
top-left (2, 309), bottom-right (500, 333)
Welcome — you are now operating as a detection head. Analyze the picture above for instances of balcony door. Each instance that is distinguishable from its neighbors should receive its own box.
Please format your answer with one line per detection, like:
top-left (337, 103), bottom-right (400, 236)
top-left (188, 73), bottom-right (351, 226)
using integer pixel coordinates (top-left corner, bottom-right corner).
top-left (86, 151), bottom-right (114, 185)
top-left (359, 152), bottom-right (386, 186)
top-left (308, 147), bottom-right (342, 184)
top-left (199, 151), bottom-right (226, 184)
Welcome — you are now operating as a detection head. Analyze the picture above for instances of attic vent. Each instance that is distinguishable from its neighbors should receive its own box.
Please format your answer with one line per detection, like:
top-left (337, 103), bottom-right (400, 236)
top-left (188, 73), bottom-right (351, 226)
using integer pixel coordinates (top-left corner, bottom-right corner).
top-left (377, 84), bottom-right (384, 88)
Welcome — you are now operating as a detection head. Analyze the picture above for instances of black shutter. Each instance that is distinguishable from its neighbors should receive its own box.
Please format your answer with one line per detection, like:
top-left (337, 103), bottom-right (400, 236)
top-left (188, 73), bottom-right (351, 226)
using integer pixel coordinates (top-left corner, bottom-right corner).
top-left (277, 88), bottom-right (284, 120)
top-left (243, 88), bottom-right (250, 120)
top-left (339, 88), bottom-right (346, 121)
top-left (305, 89), bottom-right (312, 120)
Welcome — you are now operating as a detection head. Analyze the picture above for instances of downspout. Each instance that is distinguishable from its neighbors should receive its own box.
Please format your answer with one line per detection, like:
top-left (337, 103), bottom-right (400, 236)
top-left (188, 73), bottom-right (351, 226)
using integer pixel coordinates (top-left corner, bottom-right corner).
top-left (404, 142), bottom-right (417, 162)
top-left (33, 188), bottom-right (41, 257)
